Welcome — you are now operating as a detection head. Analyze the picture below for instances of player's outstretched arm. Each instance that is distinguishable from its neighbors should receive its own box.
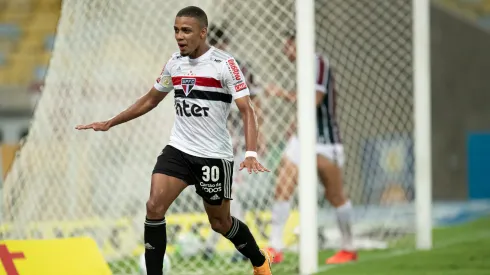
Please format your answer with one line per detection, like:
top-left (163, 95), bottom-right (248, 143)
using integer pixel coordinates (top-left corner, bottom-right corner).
top-left (75, 87), bottom-right (168, 131)
top-left (235, 96), bottom-right (270, 174)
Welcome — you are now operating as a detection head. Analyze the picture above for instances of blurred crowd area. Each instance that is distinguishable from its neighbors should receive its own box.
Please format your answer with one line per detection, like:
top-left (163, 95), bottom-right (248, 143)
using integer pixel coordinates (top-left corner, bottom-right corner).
top-left (0, 0), bottom-right (60, 87)
top-left (0, 0), bottom-right (61, 180)
top-left (436, 0), bottom-right (490, 26)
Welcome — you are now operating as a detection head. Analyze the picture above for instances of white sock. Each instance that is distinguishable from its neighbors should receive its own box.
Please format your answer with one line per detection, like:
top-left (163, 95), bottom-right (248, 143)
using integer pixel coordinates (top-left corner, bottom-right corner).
top-left (269, 200), bottom-right (292, 251)
top-left (335, 200), bottom-right (354, 251)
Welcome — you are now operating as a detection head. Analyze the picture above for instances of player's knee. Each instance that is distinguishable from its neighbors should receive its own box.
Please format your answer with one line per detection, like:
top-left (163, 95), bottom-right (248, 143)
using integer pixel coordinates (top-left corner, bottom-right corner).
top-left (326, 192), bottom-right (346, 208)
top-left (146, 199), bottom-right (166, 219)
top-left (209, 216), bottom-right (232, 235)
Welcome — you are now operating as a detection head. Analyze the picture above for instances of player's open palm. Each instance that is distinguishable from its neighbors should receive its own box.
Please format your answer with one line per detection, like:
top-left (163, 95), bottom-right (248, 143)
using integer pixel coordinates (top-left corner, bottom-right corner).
top-left (239, 157), bottom-right (270, 174)
top-left (75, 121), bottom-right (111, 131)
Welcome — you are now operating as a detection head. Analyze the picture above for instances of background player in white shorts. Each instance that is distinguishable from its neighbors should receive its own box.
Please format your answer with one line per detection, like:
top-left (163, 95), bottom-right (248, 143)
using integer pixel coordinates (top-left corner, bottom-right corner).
top-left (265, 32), bottom-right (357, 265)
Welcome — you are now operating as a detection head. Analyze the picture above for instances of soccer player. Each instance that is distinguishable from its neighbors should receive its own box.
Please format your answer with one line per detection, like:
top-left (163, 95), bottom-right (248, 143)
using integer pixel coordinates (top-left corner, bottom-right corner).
top-left (202, 24), bottom-right (262, 263)
top-left (265, 32), bottom-right (357, 264)
top-left (76, 6), bottom-right (274, 275)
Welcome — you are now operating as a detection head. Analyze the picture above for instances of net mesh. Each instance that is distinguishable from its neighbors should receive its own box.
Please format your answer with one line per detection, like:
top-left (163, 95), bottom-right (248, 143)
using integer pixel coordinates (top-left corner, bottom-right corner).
top-left (1, 0), bottom-right (413, 274)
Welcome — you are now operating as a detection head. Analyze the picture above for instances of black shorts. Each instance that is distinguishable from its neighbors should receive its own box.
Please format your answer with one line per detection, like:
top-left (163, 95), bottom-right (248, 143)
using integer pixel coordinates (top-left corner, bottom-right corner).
top-left (152, 145), bottom-right (233, 205)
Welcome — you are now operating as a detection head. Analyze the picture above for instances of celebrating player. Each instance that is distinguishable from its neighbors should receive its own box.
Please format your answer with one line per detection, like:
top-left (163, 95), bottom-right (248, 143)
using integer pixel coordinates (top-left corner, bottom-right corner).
top-left (76, 6), bottom-right (274, 275)
top-left (265, 32), bottom-right (357, 264)
top-left (202, 24), bottom-right (262, 262)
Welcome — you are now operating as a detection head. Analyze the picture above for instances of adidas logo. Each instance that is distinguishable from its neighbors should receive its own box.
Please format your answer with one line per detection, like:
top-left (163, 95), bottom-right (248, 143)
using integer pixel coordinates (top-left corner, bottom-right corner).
top-left (145, 243), bottom-right (155, 250)
top-left (236, 243), bottom-right (247, 249)
top-left (210, 194), bottom-right (220, 200)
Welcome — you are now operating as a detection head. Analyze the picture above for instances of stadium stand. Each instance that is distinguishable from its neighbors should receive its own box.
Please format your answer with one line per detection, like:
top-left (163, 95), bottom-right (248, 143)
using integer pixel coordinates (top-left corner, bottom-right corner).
top-left (435, 0), bottom-right (490, 30)
top-left (0, 0), bottom-right (61, 86)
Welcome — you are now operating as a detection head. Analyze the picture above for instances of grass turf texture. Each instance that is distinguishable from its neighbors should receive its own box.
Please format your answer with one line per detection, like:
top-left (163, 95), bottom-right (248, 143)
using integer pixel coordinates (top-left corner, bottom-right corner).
top-left (109, 216), bottom-right (490, 274)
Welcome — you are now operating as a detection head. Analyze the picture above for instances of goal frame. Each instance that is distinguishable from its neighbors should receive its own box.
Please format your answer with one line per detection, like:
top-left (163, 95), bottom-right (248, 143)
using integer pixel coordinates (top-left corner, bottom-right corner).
top-left (296, 0), bottom-right (433, 273)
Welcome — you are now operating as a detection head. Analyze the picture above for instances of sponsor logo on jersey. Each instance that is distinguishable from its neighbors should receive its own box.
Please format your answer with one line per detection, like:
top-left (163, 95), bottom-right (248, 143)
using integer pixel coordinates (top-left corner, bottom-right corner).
top-left (227, 59), bottom-right (242, 81)
top-left (200, 182), bottom-right (222, 193)
top-left (214, 59), bottom-right (222, 63)
top-left (234, 82), bottom-right (247, 92)
top-left (181, 78), bottom-right (196, 96)
top-left (175, 100), bottom-right (210, 117)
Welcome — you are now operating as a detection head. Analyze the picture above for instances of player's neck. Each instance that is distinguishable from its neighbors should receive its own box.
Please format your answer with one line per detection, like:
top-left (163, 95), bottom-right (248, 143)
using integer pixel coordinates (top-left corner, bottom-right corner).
top-left (188, 44), bottom-right (211, 59)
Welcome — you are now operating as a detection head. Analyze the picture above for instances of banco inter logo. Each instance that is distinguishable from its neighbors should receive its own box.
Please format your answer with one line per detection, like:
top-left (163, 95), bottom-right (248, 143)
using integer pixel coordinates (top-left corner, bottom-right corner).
top-left (175, 100), bottom-right (209, 117)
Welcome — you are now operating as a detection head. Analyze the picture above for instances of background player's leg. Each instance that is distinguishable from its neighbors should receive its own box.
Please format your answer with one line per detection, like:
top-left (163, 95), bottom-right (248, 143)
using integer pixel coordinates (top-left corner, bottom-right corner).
top-left (268, 156), bottom-right (297, 258)
top-left (203, 199), bottom-right (266, 267)
top-left (145, 173), bottom-right (187, 275)
top-left (317, 154), bottom-right (356, 263)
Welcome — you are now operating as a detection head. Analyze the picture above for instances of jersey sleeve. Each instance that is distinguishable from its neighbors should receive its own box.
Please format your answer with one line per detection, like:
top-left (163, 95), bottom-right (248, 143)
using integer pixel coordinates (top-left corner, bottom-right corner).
top-left (315, 56), bottom-right (330, 93)
top-left (153, 58), bottom-right (174, 93)
top-left (222, 58), bottom-right (250, 100)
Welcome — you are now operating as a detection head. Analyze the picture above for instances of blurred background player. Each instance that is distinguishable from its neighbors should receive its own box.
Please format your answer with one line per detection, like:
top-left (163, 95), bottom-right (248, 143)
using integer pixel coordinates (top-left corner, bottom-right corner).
top-left (202, 24), bottom-right (264, 262)
top-left (265, 32), bottom-right (357, 264)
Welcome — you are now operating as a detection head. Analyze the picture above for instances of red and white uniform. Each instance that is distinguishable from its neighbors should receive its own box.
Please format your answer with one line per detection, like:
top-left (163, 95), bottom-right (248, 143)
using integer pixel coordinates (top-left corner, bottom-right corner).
top-left (285, 54), bottom-right (345, 166)
top-left (154, 47), bottom-right (250, 161)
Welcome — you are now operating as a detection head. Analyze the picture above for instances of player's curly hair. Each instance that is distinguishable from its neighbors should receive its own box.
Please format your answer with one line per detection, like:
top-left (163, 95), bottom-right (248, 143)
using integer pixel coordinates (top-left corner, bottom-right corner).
top-left (176, 6), bottom-right (208, 28)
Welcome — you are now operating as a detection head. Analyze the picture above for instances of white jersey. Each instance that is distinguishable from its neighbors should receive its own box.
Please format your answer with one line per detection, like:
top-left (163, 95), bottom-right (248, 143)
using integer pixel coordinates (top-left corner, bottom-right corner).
top-left (154, 47), bottom-right (250, 161)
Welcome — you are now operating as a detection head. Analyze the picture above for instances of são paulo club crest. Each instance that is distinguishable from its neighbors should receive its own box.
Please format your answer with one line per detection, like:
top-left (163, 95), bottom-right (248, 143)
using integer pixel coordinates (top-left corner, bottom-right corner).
top-left (181, 78), bottom-right (196, 96)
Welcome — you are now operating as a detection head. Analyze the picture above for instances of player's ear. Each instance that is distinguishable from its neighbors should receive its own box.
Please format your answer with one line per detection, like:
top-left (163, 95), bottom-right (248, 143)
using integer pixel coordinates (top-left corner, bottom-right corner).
top-left (201, 27), bottom-right (207, 39)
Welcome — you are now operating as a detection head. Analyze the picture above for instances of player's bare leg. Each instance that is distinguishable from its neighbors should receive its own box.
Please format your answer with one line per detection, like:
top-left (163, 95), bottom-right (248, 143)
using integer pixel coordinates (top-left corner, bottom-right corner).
top-left (203, 199), bottom-right (273, 274)
top-left (145, 174), bottom-right (188, 275)
top-left (317, 155), bottom-right (357, 264)
top-left (267, 156), bottom-right (298, 263)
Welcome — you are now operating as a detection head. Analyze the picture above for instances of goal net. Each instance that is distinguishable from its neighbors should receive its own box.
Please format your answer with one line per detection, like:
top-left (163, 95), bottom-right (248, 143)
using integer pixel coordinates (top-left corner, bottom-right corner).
top-left (1, 0), bottom-right (413, 274)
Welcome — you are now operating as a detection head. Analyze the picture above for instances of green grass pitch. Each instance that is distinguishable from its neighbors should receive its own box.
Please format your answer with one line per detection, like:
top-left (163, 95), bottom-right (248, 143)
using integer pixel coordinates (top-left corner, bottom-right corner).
top-left (110, 216), bottom-right (490, 274)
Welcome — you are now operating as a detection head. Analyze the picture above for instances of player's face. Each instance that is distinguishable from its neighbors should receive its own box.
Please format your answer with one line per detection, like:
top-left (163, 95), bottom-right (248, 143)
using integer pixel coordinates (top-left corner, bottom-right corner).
top-left (283, 38), bottom-right (296, 62)
top-left (174, 16), bottom-right (207, 56)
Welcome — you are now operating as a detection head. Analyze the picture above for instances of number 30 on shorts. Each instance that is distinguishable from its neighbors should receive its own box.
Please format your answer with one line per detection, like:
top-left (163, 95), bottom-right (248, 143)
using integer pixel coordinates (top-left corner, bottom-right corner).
top-left (202, 166), bottom-right (219, 182)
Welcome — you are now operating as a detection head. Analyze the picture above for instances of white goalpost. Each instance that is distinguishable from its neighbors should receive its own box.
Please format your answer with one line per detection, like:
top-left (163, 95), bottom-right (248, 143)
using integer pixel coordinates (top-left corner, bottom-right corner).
top-left (296, 0), bottom-right (318, 274)
top-left (413, 0), bottom-right (433, 250)
top-left (1, 0), bottom-right (432, 274)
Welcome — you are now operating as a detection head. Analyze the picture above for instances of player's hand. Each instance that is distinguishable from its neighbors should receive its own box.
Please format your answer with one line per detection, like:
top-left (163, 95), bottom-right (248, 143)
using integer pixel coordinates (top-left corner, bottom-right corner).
top-left (265, 84), bottom-right (285, 97)
top-left (75, 121), bottom-right (111, 131)
top-left (239, 157), bottom-right (270, 174)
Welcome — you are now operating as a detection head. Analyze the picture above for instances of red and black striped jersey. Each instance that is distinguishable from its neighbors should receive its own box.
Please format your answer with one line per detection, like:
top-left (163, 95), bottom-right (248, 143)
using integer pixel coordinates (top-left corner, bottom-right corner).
top-left (315, 54), bottom-right (341, 144)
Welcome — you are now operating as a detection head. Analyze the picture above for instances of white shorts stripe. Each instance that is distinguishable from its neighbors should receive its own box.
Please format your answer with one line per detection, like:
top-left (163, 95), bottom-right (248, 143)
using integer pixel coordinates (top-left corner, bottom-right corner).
top-left (221, 159), bottom-right (231, 198)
